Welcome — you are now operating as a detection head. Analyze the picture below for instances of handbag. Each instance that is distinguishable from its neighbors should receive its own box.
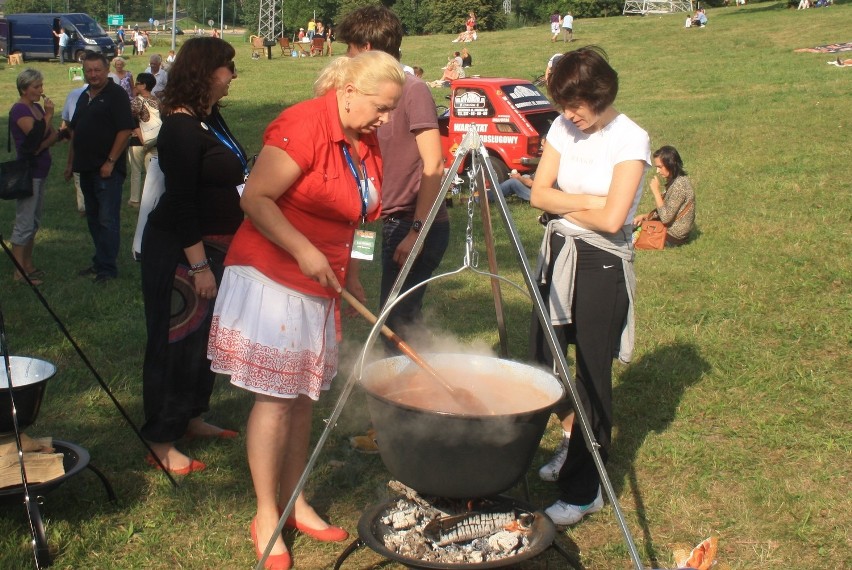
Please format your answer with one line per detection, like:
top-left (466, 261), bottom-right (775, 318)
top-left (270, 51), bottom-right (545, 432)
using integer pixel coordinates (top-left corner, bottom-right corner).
top-left (634, 220), bottom-right (667, 250)
top-left (1, 112), bottom-right (33, 200)
top-left (131, 156), bottom-right (166, 258)
top-left (138, 100), bottom-right (162, 151)
top-left (634, 199), bottom-right (695, 250)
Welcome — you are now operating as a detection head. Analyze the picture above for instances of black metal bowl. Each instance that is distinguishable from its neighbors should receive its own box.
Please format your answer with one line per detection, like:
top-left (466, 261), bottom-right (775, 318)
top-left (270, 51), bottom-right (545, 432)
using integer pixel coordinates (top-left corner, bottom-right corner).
top-left (359, 354), bottom-right (564, 499)
top-left (0, 356), bottom-right (56, 436)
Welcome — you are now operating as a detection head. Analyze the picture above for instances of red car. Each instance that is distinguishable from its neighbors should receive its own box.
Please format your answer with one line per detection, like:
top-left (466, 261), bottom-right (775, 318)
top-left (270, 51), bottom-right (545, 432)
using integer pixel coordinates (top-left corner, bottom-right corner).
top-left (438, 77), bottom-right (558, 183)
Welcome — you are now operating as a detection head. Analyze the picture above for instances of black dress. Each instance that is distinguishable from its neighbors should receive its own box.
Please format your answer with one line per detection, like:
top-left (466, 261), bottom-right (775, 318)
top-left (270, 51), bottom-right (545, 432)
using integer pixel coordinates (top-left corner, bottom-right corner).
top-left (140, 108), bottom-right (246, 443)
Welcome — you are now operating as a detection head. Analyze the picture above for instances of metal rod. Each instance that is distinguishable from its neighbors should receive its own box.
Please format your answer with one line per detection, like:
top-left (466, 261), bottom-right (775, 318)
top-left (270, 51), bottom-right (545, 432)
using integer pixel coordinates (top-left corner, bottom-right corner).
top-left (0, 236), bottom-right (178, 488)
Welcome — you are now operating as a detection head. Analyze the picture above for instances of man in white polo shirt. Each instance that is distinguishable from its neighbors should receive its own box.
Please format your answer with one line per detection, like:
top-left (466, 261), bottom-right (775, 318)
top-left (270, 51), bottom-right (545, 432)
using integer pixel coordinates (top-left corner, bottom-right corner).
top-left (144, 54), bottom-right (168, 99)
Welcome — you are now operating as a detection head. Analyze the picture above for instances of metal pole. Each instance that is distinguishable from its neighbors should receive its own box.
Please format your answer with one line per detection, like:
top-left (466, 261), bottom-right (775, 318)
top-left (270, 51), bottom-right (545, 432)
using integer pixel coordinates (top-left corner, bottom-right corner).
top-left (220, 0), bottom-right (224, 34)
top-left (170, 0), bottom-right (176, 51)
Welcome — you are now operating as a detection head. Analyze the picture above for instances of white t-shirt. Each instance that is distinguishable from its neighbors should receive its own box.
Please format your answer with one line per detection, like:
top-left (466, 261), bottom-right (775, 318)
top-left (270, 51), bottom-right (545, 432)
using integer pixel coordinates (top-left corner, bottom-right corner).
top-left (546, 113), bottom-right (650, 230)
top-left (144, 67), bottom-right (169, 96)
top-left (562, 15), bottom-right (574, 30)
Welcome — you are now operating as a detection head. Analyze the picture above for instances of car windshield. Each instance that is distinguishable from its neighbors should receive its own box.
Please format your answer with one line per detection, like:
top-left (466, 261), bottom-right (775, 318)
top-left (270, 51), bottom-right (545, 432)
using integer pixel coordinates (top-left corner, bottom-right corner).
top-left (63, 17), bottom-right (106, 37)
top-left (499, 84), bottom-right (553, 112)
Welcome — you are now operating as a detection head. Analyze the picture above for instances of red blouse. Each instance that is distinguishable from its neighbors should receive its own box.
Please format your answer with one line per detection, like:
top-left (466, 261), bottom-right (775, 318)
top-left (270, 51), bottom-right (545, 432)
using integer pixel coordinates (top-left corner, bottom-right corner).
top-left (225, 90), bottom-right (383, 298)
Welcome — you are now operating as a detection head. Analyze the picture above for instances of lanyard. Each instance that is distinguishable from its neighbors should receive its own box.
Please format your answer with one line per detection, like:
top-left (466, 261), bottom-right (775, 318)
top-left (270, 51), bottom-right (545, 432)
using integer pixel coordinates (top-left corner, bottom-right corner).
top-left (341, 143), bottom-right (368, 222)
top-left (205, 119), bottom-right (249, 179)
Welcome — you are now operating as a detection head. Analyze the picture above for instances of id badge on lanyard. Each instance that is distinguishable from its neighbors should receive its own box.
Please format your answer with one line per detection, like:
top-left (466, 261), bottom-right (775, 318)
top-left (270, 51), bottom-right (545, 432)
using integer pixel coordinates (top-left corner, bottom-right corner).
top-left (205, 120), bottom-right (249, 195)
top-left (342, 143), bottom-right (376, 261)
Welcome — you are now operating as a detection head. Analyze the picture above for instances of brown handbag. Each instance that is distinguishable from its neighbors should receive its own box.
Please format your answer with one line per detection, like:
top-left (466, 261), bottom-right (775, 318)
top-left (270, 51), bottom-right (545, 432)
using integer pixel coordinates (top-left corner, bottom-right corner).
top-left (634, 220), bottom-right (667, 250)
top-left (634, 199), bottom-right (695, 250)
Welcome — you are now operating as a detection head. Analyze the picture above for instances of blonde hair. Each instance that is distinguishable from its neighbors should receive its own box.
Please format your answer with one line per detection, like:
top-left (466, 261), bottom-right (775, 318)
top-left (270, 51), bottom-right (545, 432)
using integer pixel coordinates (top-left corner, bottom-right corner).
top-left (314, 51), bottom-right (405, 97)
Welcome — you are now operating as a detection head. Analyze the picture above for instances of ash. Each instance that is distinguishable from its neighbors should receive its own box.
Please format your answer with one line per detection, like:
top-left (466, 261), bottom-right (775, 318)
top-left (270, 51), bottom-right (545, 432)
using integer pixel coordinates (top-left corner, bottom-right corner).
top-left (376, 483), bottom-right (536, 565)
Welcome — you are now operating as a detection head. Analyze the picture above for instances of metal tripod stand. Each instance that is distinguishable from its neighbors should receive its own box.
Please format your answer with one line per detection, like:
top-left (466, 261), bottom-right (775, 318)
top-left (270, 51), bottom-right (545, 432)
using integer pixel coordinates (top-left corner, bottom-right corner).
top-left (256, 127), bottom-right (649, 570)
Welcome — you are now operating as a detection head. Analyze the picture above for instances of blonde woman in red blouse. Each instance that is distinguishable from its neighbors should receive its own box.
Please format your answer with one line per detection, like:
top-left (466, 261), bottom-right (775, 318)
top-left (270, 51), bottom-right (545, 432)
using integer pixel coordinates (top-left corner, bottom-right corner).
top-left (207, 51), bottom-right (404, 569)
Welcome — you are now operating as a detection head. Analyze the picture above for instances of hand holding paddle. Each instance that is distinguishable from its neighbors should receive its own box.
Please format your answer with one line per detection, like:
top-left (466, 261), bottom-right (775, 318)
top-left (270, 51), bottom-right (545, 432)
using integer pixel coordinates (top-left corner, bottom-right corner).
top-left (341, 289), bottom-right (491, 415)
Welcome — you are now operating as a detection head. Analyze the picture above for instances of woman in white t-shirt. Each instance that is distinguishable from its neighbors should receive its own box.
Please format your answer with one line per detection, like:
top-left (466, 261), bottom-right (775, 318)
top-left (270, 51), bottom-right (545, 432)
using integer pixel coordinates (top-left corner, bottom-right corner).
top-left (529, 46), bottom-right (650, 526)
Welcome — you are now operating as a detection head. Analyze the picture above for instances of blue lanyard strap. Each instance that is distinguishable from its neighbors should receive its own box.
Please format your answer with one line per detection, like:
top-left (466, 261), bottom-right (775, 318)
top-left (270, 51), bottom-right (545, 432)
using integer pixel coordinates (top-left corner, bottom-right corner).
top-left (341, 143), bottom-right (368, 221)
top-left (205, 119), bottom-right (249, 178)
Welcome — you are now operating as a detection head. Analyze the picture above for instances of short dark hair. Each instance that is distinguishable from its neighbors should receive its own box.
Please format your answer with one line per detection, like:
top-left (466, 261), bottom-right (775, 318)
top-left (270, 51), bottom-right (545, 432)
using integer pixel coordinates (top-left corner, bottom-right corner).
top-left (547, 46), bottom-right (618, 114)
top-left (82, 51), bottom-right (109, 70)
top-left (653, 145), bottom-right (687, 187)
top-left (335, 5), bottom-right (403, 61)
top-left (135, 72), bottom-right (156, 92)
top-left (162, 37), bottom-right (236, 118)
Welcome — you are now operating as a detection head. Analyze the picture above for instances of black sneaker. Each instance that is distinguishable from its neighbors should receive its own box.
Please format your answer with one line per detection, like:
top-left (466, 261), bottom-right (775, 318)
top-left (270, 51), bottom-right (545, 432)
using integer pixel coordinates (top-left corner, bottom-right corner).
top-left (93, 274), bottom-right (115, 285)
top-left (78, 266), bottom-right (97, 277)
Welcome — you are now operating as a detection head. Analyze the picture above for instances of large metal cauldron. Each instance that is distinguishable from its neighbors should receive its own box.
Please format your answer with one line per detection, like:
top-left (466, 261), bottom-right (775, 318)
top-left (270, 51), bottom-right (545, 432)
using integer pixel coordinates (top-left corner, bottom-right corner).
top-left (360, 354), bottom-right (564, 499)
top-left (0, 357), bottom-right (56, 435)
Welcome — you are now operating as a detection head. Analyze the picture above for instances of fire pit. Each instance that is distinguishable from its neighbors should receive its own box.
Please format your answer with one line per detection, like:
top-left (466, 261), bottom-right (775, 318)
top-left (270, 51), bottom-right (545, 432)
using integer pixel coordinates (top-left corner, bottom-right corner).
top-left (335, 482), bottom-right (558, 569)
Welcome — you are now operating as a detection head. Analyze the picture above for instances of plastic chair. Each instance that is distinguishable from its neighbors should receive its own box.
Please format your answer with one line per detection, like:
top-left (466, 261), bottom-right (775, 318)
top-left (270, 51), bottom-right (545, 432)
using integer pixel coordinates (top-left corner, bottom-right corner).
top-left (68, 66), bottom-right (83, 80)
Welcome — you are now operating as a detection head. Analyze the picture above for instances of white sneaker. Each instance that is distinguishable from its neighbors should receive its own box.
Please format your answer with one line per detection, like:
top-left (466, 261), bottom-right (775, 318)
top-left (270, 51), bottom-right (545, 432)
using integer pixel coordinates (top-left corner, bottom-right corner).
top-left (538, 435), bottom-right (570, 482)
top-left (544, 487), bottom-right (604, 526)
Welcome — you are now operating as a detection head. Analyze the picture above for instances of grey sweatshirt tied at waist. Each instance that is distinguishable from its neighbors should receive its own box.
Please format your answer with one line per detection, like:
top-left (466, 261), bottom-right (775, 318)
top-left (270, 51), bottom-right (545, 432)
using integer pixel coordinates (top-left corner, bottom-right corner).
top-left (534, 219), bottom-right (636, 364)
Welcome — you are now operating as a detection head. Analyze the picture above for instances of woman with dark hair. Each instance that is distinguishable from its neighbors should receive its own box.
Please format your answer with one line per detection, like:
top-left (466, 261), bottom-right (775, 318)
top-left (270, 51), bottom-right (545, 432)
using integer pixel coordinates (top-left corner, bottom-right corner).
top-left (127, 72), bottom-right (160, 207)
top-left (633, 145), bottom-right (695, 245)
top-left (530, 46), bottom-right (650, 525)
top-left (139, 37), bottom-right (245, 475)
top-left (208, 50), bottom-right (404, 569)
top-left (8, 68), bottom-right (60, 285)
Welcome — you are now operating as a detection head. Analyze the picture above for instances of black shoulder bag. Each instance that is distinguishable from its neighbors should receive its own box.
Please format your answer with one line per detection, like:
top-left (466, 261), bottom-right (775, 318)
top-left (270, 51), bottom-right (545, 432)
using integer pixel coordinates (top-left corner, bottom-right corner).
top-left (0, 110), bottom-right (35, 201)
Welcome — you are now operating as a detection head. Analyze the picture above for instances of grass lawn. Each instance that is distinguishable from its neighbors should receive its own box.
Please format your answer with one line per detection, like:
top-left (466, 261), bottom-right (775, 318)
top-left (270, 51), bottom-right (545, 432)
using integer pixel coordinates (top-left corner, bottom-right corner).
top-left (1, 3), bottom-right (850, 568)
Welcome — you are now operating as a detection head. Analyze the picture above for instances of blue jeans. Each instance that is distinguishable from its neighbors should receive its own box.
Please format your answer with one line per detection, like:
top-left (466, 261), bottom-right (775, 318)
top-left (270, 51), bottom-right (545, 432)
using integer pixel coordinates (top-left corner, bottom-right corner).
top-left (380, 217), bottom-right (450, 351)
top-left (499, 178), bottom-right (532, 201)
top-left (79, 171), bottom-right (124, 278)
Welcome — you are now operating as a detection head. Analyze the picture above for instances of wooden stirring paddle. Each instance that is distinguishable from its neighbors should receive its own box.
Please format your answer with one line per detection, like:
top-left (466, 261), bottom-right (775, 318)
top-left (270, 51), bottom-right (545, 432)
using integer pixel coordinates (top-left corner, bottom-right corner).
top-left (340, 289), bottom-right (491, 415)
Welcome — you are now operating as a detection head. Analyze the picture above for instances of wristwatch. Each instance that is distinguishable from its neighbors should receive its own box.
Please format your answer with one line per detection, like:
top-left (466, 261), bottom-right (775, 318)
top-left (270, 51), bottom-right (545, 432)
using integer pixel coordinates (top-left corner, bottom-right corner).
top-left (411, 220), bottom-right (424, 233)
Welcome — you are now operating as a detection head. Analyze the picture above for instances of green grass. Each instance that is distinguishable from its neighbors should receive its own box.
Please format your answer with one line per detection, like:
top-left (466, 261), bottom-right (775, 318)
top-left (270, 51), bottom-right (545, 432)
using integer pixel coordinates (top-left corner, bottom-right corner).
top-left (1, 3), bottom-right (851, 568)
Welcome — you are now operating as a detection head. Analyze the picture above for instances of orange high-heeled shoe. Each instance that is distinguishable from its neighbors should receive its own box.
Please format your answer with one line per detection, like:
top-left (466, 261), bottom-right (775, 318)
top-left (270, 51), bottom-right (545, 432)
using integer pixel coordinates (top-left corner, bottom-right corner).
top-left (251, 517), bottom-right (293, 570)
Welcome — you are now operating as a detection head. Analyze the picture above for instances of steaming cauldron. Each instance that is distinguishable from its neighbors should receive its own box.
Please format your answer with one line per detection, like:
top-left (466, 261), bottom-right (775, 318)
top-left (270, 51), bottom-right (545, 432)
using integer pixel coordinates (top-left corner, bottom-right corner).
top-left (0, 357), bottom-right (56, 435)
top-left (360, 354), bottom-right (564, 498)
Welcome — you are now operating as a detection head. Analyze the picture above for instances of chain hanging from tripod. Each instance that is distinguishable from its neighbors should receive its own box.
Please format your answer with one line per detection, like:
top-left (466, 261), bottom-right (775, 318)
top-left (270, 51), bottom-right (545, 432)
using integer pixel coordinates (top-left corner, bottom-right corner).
top-left (463, 156), bottom-right (486, 270)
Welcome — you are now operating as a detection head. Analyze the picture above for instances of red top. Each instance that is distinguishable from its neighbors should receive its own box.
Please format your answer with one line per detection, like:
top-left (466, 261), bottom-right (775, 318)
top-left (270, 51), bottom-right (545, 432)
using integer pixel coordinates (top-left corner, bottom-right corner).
top-left (225, 90), bottom-right (383, 300)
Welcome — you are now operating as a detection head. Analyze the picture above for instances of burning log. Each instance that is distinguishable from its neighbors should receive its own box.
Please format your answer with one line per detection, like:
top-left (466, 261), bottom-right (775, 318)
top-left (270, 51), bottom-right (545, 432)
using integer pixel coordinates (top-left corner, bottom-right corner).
top-left (425, 511), bottom-right (519, 546)
top-left (376, 481), bottom-right (538, 564)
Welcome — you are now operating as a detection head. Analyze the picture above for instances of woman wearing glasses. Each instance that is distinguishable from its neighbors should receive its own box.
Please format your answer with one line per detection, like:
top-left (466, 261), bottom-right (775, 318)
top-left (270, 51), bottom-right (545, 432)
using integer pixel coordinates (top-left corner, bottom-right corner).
top-left (139, 37), bottom-right (245, 475)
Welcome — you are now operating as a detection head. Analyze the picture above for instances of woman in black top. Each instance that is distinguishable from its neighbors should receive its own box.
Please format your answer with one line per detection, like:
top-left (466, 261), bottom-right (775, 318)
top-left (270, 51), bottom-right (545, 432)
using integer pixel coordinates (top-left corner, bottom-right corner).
top-left (140, 37), bottom-right (246, 475)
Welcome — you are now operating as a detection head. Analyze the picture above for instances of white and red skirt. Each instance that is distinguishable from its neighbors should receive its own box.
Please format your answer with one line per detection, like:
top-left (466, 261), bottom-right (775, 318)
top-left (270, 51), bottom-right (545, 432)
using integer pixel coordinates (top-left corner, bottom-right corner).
top-left (208, 265), bottom-right (337, 400)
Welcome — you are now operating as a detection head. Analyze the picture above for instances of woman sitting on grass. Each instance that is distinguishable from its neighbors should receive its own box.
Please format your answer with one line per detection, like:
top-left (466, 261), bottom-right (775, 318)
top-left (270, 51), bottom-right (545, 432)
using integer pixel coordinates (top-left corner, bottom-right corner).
top-left (429, 59), bottom-right (460, 88)
top-left (632, 145), bottom-right (696, 246)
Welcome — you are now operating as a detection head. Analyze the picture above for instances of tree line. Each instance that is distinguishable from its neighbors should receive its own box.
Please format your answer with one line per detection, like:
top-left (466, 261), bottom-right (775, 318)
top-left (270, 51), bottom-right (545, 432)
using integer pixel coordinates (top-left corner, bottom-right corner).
top-left (2, 0), bottom-right (630, 37)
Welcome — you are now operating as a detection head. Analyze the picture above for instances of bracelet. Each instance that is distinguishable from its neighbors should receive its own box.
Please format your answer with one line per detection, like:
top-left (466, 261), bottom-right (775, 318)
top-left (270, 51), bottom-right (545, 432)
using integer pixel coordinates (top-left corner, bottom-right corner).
top-left (188, 266), bottom-right (210, 277)
top-left (189, 258), bottom-right (212, 271)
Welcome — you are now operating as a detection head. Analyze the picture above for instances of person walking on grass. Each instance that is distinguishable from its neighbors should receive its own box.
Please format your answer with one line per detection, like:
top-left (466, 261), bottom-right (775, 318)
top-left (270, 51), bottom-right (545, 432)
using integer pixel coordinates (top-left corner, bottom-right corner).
top-left (562, 12), bottom-right (574, 42)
